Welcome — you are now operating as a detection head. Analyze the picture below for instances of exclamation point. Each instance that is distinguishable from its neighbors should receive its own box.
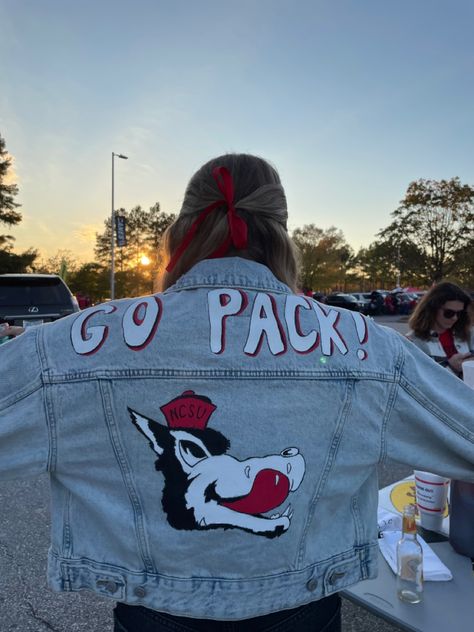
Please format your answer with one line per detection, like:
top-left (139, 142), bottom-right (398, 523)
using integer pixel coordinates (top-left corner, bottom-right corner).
top-left (351, 312), bottom-right (368, 360)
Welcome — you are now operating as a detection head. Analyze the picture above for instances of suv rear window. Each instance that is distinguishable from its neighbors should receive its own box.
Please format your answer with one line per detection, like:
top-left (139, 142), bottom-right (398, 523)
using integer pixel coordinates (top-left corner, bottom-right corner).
top-left (0, 277), bottom-right (71, 306)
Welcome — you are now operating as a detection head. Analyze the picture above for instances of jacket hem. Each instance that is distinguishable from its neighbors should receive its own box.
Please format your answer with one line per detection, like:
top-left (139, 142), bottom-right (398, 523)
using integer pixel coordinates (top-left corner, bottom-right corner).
top-left (47, 544), bottom-right (378, 620)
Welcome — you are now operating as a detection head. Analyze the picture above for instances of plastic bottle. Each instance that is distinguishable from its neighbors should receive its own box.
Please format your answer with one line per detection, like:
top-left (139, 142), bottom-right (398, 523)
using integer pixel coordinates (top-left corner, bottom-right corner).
top-left (397, 504), bottom-right (423, 603)
top-left (449, 480), bottom-right (474, 557)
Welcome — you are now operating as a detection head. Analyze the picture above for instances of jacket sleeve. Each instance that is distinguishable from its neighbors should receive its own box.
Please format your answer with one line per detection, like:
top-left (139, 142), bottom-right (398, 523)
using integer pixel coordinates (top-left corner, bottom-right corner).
top-left (0, 328), bottom-right (50, 480)
top-left (383, 333), bottom-right (474, 481)
top-left (406, 331), bottom-right (452, 370)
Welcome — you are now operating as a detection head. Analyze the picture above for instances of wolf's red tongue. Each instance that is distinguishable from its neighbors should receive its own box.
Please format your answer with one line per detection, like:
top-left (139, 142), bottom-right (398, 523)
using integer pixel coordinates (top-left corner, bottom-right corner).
top-left (221, 469), bottom-right (290, 515)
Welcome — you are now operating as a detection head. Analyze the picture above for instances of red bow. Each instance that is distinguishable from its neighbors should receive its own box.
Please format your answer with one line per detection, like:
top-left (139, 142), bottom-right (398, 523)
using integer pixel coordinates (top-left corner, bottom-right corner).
top-left (166, 166), bottom-right (248, 273)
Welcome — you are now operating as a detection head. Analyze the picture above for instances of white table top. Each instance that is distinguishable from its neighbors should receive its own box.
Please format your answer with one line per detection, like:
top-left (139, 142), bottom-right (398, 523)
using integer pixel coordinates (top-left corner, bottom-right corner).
top-left (343, 537), bottom-right (473, 631)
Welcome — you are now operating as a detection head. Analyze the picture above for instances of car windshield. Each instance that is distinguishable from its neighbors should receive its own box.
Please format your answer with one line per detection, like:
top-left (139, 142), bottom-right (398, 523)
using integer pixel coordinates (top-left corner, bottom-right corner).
top-left (0, 277), bottom-right (71, 306)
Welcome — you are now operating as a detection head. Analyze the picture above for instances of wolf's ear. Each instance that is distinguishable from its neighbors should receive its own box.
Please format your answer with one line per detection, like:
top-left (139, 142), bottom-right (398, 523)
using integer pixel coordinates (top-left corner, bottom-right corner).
top-left (128, 408), bottom-right (166, 456)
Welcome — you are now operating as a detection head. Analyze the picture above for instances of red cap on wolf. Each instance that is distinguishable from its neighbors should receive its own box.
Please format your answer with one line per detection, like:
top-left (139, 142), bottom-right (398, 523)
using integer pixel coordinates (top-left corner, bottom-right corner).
top-left (160, 390), bottom-right (217, 430)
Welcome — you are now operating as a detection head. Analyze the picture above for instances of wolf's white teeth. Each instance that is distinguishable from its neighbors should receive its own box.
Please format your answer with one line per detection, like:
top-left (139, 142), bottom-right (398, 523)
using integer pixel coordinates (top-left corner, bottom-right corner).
top-left (270, 513), bottom-right (280, 519)
top-left (287, 462), bottom-right (292, 474)
top-left (275, 474), bottom-right (280, 485)
top-left (289, 511), bottom-right (294, 520)
top-left (244, 466), bottom-right (251, 479)
top-left (282, 504), bottom-right (292, 518)
top-left (199, 518), bottom-right (207, 527)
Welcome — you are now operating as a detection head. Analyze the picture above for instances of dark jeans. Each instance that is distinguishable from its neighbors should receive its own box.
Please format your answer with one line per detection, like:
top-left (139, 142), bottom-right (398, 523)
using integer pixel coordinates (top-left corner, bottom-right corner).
top-left (113, 594), bottom-right (341, 632)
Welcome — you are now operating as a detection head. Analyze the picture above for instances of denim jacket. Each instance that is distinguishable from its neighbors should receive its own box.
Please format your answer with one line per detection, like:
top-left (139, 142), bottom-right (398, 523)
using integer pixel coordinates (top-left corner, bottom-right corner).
top-left (1, 258), bottom-right (473, 620)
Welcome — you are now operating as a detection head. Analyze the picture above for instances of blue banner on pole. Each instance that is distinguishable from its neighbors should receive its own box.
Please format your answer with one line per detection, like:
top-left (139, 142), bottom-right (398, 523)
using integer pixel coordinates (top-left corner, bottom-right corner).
top-left (115, 215), bottom-right (127, 247)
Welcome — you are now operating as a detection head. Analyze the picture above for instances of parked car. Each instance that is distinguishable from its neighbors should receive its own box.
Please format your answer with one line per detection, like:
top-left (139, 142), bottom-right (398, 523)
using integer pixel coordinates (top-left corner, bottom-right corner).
top-left (325, 293), bottom-right (361, 312)
top-left (0, 274), bottom-right (79, 328)
top-left (391, 291), bottom-right (418, 315)
top-left (312, 291), bottom-right (327, 303)
top-left (351, 292), bottom-right (372, 314)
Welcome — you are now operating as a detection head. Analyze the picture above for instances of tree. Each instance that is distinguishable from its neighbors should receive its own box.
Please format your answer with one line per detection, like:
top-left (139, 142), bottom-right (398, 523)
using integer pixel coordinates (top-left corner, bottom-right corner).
top-left (451, 238), bottom-right (474, 288)
top-left (94, 203), bottom-right (175, 298)
top-left (292, 225), bottom-right (354, 291)
top-left (0, 248), bottom-right (37, 273)
top-left (0, 133), bottom-right (22, 232)
top-left (355, 239), bottom-right (427, 289)
top-left (68, 262), bottom-right (109, 304)
top-left (0, 132), bottom-right (38, 272)
top-left (379, 178), bottom-right (474, 282)
top-left (35, 249), bottom-right (78, 281)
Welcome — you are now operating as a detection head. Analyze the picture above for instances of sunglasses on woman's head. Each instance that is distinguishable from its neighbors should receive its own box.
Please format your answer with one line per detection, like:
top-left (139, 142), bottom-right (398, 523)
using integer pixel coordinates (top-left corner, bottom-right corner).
top-left (442, 308), bottom-right (465, 319)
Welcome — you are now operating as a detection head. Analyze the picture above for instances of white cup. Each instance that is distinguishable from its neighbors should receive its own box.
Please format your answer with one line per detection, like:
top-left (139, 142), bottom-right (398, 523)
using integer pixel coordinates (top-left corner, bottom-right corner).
top-left (462, 360), bottom-right (474, 389)
top-left (414, 471), bottom-right (450, 532)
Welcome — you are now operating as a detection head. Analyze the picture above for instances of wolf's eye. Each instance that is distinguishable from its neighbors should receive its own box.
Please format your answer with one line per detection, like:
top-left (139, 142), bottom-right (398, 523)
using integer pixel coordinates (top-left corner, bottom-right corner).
top-left (181, 441), bottom-right (206, 458)
top-left (178, 440), bottom-right (208, 467)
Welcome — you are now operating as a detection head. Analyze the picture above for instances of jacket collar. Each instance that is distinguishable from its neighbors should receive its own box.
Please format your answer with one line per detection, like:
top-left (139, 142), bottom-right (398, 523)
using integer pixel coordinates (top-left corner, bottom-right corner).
top-left (166, 257), bottom-right (292, 294)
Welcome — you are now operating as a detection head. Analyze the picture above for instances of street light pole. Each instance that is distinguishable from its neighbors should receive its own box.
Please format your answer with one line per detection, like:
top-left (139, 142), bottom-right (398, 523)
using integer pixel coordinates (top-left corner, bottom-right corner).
top-left (396, 243), bottom-right (401, 288)
top-left (111, 152), bottom-right (128, 300)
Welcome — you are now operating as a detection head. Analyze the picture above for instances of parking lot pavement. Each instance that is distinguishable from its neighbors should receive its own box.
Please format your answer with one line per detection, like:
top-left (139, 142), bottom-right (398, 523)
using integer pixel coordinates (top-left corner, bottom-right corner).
top-left (0, 316), bottom-right (411, 631)
top-left (373, 314), bottom-right (410, 336)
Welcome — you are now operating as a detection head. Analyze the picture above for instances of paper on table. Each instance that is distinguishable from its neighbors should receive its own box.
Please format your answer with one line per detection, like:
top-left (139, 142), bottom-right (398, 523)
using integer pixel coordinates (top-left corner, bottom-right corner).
top-left (377, 507), bottom-right (402, 533)
top-left (378, 530), bottom-right (453, 581)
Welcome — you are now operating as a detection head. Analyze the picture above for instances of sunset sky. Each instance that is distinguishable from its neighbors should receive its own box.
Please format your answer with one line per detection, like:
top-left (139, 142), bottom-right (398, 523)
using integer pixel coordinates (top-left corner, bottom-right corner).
top-left (1, 0), bottom-right (473, 263)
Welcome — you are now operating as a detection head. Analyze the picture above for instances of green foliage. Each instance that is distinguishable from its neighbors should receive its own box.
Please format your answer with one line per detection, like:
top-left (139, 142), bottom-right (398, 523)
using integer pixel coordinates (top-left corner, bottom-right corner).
top-left (35, 249), bottom-right (78, 280)
top-left (355, 240), bottom-right (427, 289)
top-left (0, 132), bottom-right (38, 272)
top-left (0, 248), bottom-right (37, 273)
top-left (93, 203), bottom-right (176, 299)
top-left (67, 263), bottom-right (109, 303)
top-left (292, 225), bottom-right (354, 291)
top-left (0, 133), bottom-right (22, 228)
top-left (379, 178), bottom-right (474, 282)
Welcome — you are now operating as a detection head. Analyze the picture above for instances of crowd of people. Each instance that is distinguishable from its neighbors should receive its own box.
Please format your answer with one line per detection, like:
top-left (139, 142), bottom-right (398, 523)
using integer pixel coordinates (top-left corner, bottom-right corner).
top-left (0, 154), bottom-right (473, 632)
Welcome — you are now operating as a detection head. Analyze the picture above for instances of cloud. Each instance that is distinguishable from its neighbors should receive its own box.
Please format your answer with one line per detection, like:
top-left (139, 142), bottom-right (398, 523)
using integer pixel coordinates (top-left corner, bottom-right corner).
top-left (73, 222), bottom-right (103, 243)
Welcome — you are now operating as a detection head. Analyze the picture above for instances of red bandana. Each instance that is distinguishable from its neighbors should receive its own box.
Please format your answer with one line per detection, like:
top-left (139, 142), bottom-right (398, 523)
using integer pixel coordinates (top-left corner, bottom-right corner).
top-left (166, 166), bottom-right (248, 273)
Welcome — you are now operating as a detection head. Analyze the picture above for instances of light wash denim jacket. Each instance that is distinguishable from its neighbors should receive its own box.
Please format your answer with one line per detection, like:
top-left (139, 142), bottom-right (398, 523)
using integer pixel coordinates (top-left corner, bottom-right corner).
top-left (1, 258), bottom-right (473, 620)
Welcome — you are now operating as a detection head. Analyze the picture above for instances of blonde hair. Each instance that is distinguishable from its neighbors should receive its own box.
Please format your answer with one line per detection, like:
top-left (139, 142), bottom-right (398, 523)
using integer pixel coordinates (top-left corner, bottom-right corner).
top-left (159, 154), bottom-right (300, 291)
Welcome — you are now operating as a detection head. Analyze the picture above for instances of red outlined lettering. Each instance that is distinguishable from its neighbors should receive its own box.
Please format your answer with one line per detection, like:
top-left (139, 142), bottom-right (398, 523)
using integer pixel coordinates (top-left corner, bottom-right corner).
top-left (350, 311), bottom-right (369, 360)
top-left (244, 293), bottom-right (287, 356)
top-left (310, 301), bottom-right (348, 356)
top-left (285, 295), bottom-right (319, 354)
top-left (208, 289), bottom-right (248, 354)
top-left (123, 297), bottom-right (162, 350)
top-left (70, 304), bottom-right (117, 355)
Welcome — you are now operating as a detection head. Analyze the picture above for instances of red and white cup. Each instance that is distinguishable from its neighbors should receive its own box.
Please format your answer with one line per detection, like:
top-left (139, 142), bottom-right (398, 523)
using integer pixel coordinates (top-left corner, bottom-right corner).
top-left (414, 470), bottom-right (450, 532)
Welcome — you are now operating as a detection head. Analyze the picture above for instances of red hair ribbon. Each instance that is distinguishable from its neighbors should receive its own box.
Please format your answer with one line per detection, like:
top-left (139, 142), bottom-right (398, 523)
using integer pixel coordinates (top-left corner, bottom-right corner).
top-left (166, 166), bottom-right (248, 273)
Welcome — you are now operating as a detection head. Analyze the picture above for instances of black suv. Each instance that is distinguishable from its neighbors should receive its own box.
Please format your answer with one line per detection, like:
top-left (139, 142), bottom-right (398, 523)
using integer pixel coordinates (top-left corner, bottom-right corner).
top-left (0, 274), bottom-right (79, 328)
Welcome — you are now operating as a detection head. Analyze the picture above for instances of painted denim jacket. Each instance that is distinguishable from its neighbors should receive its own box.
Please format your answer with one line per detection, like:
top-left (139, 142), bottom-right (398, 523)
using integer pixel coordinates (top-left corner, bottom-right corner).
top-left (1, 258), bottom-right (473, 620)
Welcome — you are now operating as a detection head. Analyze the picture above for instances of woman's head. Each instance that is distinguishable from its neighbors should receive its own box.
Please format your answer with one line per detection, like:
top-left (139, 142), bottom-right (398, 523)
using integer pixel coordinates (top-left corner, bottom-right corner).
top-left (159, 154), bottom-right (299, 291)
top-left (408, 282), bottom-right (472, 340)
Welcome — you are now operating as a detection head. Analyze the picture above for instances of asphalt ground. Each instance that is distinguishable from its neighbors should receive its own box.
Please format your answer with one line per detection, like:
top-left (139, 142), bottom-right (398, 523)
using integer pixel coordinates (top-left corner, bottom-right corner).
top-left (0, 316), bottom-right (411, 632)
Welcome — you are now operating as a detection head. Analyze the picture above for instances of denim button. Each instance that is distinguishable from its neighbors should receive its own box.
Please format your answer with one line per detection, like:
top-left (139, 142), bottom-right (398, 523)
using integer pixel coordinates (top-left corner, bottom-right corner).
top-left (329, 571), bottom-right (346, 585)
top-left (134, 586), bottom-right (147, 598)
top-left (96, 580), bottom-right (118, 593)
top-left (306, 578), bottom-right (318, 592)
